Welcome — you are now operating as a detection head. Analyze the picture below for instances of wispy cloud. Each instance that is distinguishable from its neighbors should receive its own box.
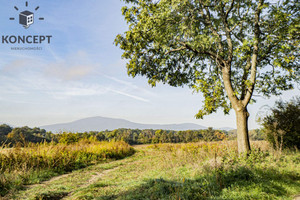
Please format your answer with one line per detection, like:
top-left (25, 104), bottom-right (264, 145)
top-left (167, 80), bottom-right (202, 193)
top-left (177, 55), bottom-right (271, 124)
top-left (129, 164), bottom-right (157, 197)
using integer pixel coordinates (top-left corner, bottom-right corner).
top-left (0, 53), bottom-right (151, 103)
top-left (2, 59), bottom-right (32, 72)
top-left (45, 46), bottom-right (63, 62)
top-left (44, 51), bottom-right (95, 81)
top-left (98, 72), bottom-right (156, 96)
top-left (45, 64), bottom-right (94, 81)
top-left (108, 88), bottom-right (150, 103)
top-left (44, 82), bottom-right (108, 99)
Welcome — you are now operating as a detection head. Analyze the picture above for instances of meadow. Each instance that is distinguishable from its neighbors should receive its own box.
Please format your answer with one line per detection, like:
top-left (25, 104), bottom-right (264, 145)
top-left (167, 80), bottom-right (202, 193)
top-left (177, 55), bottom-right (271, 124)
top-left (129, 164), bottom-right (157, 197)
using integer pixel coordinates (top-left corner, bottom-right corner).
top-left (2, 140), bottom-right (299, 200)
top-left (0, 140), bottom-right (135, 197)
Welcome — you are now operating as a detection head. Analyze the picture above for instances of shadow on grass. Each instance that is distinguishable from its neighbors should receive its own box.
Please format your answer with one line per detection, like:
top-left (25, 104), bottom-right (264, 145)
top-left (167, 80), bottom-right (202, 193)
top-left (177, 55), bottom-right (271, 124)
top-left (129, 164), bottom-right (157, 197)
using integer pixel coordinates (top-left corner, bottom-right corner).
top-left (97, 167), bottom-right (300, 200)
top-left (34, 191), bottom-right (69, 200)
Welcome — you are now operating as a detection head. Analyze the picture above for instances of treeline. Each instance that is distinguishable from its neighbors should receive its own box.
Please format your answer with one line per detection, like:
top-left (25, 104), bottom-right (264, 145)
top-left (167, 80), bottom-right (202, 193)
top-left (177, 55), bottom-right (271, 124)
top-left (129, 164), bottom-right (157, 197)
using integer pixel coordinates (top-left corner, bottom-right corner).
top-left (0, 124), bottom-right (264, 146)
top-left (0, 125), bottom-right (51, 146)
top-left (78, 128), bottom-right (227, 144)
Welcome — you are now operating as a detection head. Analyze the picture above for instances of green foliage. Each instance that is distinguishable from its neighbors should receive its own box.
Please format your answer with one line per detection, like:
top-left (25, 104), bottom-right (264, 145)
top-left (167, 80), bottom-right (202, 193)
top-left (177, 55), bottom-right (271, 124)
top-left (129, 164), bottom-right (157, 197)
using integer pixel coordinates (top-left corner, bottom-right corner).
top-left (115, 0), bottom-right (299, 118)
top-left (0, 126), bottom-right (50, 147)
top-left (0, 125), bottom-right (229, 147)
top-left (261, 96), bottom-right (300, 150)
top-left (202, 127), bottom-right (227, 141)
top-left (0, 124), bottom-right (12, 136)
top-left (58, 132), bottom-right (80, 144)
top-left (94, 128), bottom-right (227, 144)
top-left (249, 129), bottom-right (265, 141)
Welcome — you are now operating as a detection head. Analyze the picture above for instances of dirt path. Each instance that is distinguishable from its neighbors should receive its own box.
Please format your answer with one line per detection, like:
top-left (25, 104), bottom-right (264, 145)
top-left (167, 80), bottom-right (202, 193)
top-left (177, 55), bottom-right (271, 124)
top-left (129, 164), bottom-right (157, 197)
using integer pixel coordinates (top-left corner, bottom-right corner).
top-left (61, 165), bottom-right (121, 200)
top-left (11, 151), bottom-right (143, 200)
top-left (26, 173), bottom-right (71, 190)
top-left (81, 166), bottom-right (119, 187)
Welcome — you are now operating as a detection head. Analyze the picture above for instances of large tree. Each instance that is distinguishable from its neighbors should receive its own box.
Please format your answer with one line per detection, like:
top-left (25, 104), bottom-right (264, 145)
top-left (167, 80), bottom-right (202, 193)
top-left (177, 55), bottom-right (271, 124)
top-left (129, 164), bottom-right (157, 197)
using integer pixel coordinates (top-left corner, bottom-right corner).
top-left (115, 0), bottom-right (299, 153)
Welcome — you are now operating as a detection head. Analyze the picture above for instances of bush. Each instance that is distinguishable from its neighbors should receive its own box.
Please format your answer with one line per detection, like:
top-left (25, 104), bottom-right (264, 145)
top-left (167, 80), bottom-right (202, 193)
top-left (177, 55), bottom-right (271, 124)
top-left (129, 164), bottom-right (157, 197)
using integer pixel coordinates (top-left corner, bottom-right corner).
top-left (261, 96), bottom-right (300, 150)
top-left (0, 124), bottom-right (12, 137)
top-left (58, 132), bottom-right (80, 144)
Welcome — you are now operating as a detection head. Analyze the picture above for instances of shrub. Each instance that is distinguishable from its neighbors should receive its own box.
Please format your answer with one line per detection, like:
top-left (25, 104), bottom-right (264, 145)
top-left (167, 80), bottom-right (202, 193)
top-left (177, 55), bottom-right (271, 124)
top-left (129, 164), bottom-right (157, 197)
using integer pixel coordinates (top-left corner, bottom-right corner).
top-left (0, 124), bottom-right (12, 136)
top-left (58, 132), bottom-right (80, 144)
top-left (261, 96), bottom-right (300, 150)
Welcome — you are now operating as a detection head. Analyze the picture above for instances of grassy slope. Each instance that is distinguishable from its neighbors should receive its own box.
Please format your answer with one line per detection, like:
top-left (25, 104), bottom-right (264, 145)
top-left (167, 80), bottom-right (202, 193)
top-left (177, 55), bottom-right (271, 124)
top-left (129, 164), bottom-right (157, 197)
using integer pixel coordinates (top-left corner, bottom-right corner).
top-left (8, 143), bottom-right (300, 200)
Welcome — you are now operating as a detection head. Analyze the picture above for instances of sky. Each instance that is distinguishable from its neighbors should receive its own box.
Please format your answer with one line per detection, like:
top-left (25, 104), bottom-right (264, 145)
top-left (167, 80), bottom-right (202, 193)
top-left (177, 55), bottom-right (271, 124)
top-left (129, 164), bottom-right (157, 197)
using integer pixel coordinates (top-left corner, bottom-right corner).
top-left (0, 0), bottom-right (299, 129)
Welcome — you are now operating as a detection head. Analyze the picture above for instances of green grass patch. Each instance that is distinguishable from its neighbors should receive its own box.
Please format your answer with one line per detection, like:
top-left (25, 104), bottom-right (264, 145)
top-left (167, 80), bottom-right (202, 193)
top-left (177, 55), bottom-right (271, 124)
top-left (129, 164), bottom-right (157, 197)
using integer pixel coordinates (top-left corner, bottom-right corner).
top-left (0, 141), bottom-right (135, 197)
top-left (7, 141), bottom-right (300, 200)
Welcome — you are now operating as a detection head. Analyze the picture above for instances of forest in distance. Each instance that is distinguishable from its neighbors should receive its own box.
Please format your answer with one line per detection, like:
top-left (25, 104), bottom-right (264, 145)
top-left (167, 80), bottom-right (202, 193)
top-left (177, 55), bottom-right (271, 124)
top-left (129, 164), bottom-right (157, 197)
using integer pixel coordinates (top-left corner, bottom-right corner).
top-left (0, 124), bottom-right (265, 147)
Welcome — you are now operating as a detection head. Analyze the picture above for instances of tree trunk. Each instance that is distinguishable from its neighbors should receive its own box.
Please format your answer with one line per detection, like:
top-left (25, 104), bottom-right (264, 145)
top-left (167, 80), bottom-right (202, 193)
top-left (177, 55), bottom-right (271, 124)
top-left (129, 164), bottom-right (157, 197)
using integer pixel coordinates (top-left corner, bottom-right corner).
top-left (235, 108), bottom-right (251, 154)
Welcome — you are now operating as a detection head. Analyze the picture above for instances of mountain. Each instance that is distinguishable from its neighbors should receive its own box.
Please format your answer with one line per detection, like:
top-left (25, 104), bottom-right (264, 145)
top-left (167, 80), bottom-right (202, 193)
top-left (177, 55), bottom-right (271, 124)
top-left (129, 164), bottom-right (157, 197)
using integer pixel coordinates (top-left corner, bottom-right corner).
top-left (218, 127), bottom-right (235, 131)
top-left (40, 116), bottom-right (207, 133)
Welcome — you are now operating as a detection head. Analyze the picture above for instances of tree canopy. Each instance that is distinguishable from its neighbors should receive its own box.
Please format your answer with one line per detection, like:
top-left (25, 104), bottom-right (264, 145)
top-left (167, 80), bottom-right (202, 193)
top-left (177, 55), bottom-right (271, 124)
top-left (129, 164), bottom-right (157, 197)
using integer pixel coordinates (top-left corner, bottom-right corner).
top-left (115, 0), bottom-right (299, 153)
top-left (0, 124), bottom-right (12, 136)
top-left (0, 125), bottom-right (230, 146)
top-left (115, 0), bottom-right (299, 116)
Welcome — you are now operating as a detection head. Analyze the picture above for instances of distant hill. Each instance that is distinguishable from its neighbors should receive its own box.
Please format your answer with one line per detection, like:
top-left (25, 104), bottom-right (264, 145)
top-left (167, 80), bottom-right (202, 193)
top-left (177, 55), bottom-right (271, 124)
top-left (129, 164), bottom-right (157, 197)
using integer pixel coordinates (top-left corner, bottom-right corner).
top-left (218, 127), bottom-right (235, 131)
top-left (40, 116), bottom-right (207, 133)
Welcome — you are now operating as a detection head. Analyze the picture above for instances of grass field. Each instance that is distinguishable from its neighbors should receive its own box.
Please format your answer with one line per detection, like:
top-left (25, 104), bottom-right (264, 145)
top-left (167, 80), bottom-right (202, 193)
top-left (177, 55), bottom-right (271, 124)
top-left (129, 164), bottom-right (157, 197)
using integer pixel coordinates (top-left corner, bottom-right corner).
top-left (0, 140), bottom-right (135, 197)
top-left (3, 141), bottom-right (300, 200)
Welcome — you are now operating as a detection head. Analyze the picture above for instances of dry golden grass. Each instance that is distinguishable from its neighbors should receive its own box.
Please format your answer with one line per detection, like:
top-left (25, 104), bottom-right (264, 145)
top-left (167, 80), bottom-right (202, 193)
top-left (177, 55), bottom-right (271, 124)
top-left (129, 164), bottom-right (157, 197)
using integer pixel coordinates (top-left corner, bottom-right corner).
top-left (0, 140), bottom-right (135, 196)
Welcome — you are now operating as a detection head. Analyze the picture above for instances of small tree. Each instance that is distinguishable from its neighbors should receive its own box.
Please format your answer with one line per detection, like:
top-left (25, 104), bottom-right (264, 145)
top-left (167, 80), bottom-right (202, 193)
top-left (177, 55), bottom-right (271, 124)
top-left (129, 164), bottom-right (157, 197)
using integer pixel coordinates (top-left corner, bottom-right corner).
top-left (0, 124), bottom-right (13, 136)
top-left (58, 132), bottom-right (80, 144)
top-left (202, 127), bottom-right (215, 141)
top-left (7, 127), bottom-right (32, 145)
top-left (261, 96), bottom-right (300, 150)
top-left (115, 0), bottom-right (299, 154)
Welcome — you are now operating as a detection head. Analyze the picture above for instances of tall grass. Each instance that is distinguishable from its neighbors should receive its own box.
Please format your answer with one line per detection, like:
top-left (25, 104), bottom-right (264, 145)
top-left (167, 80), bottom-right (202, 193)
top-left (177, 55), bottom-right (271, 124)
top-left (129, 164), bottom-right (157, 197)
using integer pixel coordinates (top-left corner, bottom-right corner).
top-left (135, 141), bottom-right (300, 199)
top-left (0, 140), bottom-right (134, 196)
top-left (147, 141), bottom-right (269, 166)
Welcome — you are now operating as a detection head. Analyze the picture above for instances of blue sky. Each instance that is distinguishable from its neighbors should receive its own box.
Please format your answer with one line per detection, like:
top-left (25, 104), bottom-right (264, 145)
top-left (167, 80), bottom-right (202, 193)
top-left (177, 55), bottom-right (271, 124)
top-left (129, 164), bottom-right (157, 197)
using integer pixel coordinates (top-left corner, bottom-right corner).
top-left (0, 0), bottom-right (298, 129)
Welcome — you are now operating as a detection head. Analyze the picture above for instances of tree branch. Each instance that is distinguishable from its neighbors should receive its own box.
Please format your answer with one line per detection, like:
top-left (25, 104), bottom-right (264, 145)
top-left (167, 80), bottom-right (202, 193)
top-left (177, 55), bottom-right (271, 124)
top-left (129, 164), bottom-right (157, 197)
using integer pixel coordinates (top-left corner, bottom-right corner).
top-left (165, 46), bottom-right (186, 55)
top-left (198, 0), bottom-right (224, 57)
top-left (222, 66), bottom-right (240, 110)
top-left (225, 0), bottom-right (235, 20)
top-left (220, 1), bottom-right (233, 63)
top-left (240, 57), bottom-right (251, 100)
top-left (197, 2), bottom-right (227, 69)
top-left (258, 40), bottom-right (281, 63)
top-left (180, 42), bottom-right (226, 66)
top-left (243, 0), bottom-right (264, 106)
